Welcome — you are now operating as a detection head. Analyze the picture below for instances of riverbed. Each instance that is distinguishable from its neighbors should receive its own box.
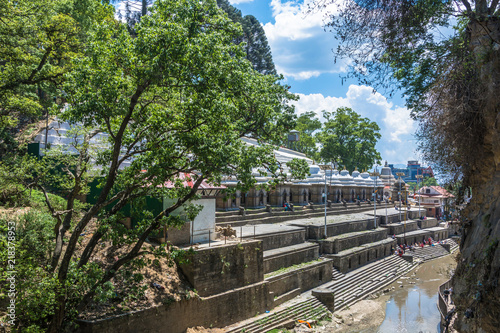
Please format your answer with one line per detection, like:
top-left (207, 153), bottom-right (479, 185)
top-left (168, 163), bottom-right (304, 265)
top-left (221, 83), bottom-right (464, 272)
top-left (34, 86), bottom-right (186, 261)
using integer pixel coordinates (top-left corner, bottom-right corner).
top-left (310, 254), bottom-right (457, 333)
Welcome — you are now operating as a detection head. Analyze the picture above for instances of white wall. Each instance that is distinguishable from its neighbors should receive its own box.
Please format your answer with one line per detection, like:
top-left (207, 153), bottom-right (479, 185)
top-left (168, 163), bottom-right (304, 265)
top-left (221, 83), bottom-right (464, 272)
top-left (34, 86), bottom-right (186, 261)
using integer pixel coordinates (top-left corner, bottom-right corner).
top-left (163, 197), bottom-right (216, 243)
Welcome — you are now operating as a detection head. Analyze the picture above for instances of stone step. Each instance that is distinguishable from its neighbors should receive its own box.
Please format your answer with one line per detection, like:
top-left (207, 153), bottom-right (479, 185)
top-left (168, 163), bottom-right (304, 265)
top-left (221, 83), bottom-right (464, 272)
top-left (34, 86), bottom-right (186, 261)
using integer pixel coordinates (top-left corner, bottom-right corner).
top-left (263, 242), bottom-right (319, 274)
top-left (327, 256), bottom-right (404, 291)
top-left (225, 297), bottom-right (329, 333)
top-left (328, 256), bottom-right (402, 292)
top-left (332, 267), bottom-right (344, 280)
top-left (335, 265), bottom-right (415, 309)
top-left (381, 220), bottom-right (420, 235)
top-left (328, 257), bottom-right (417, 310)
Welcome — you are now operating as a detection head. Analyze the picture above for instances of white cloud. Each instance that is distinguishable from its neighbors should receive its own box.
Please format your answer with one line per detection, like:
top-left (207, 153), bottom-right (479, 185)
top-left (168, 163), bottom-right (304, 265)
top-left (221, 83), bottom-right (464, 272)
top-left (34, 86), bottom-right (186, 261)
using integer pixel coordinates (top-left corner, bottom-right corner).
top-left (263, 0), bottom-right (344, 80)
top-left (276, 66), bottom-right (323, 80)
top-left (384, 106), bottom-right (415, 143)
top-left (291, 85), bottom-right (418, 164)
top-left (264, 0), bottom-right (323, 42)
top-left (292, 93), bottom-right (350, 120)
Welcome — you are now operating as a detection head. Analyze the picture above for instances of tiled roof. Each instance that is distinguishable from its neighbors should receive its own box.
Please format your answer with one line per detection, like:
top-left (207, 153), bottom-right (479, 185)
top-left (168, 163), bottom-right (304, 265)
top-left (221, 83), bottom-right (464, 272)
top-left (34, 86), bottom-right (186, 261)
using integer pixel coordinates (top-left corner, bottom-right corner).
top-left (161, 172), bottom-right (225, 190)
top-left (430, 186), bottom-right (455, 197)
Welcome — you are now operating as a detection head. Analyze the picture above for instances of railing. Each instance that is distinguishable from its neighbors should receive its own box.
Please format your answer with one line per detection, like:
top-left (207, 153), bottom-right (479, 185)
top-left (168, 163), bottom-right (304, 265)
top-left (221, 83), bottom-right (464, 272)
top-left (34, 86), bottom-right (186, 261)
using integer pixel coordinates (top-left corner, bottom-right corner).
top-left (438, 280), bottom-right (452, 321)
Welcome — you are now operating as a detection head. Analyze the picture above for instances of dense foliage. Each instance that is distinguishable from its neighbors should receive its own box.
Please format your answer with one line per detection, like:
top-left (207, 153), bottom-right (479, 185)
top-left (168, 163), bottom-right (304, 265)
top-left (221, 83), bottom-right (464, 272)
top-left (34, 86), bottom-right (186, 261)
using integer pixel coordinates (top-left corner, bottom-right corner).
top-left (217, 0), bottom-right (276, 75)
top-left (289, 108), bottom-right (381, 171)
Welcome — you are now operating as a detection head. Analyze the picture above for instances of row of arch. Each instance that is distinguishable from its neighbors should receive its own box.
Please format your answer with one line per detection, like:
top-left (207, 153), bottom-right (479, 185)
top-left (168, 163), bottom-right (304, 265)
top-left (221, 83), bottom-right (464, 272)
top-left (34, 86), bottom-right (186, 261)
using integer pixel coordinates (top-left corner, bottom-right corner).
top-left (227, 187), bottom-right (384, 208)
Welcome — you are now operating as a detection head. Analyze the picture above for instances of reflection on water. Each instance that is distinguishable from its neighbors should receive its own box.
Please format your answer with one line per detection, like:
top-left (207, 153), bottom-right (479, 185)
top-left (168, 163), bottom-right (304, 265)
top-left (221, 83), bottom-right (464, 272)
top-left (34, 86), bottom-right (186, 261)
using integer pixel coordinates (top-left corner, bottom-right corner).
top-left (364, 256), bottom-right (456, 333)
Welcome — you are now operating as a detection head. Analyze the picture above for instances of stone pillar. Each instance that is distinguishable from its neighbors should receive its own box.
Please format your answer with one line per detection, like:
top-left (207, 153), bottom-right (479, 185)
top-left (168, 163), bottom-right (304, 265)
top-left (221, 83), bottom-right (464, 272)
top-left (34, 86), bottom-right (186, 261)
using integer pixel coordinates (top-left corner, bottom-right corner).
top-left (265, 204), bottom-right (272, 213)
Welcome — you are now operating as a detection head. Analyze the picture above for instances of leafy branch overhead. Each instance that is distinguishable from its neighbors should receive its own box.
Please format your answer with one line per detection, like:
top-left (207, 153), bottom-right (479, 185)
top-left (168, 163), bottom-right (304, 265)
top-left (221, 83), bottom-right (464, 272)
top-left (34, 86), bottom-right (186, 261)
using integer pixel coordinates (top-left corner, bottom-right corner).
top-left (0, 0), bottom-right (301, 332)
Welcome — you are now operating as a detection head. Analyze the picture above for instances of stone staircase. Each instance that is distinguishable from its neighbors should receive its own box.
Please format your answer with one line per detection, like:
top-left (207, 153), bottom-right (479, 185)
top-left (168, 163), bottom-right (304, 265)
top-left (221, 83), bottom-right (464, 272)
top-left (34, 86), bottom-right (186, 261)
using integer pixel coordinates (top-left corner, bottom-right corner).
top-left (332, 267), bottom-right (344, 280)
top-left (448, 238), bottom-right (459, 252)
top-left (410, 239), bottom-right (459, 261)
top-left (224, 296), bottom-right (330, 333)
top-left (410, 245), bottom-right (449, 261)
top-left (224, 254), bottom-right (417, 333)
top-left (324, 255), bottom-right (417, 310)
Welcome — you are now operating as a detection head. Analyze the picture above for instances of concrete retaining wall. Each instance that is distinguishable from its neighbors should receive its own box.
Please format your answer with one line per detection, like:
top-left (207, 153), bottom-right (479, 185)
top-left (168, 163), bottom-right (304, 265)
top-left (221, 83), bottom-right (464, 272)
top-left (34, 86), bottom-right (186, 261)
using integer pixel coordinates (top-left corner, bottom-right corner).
top-left (417, 218), bottom-right (438, 229)
top-left (76, 281), bottom-right (272, 333)
top-left (382, 221), bottom-right (419, 236)
top-left (178, 241), bottom-right (263, 297)
top-left (263, 245), bottom-right (319, 274)
top-left (247, 229), bottom-right (306, 251)
top-left (267, 259), bottom-right (333, 306)
top-left (296, 219), bottom-right (377, 240)
top-left (328, 240), bottom-right (396, 273)
top-left (319, 228), bottom-right (388, 254)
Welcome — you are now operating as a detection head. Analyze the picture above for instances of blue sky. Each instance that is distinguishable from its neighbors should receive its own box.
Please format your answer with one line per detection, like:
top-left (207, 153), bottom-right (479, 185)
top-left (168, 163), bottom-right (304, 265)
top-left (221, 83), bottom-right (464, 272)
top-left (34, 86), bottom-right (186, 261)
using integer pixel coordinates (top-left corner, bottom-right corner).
top-left (231, 0), bottom-right (421, 166)
top-left (115, 0), bottom-right (422, 166)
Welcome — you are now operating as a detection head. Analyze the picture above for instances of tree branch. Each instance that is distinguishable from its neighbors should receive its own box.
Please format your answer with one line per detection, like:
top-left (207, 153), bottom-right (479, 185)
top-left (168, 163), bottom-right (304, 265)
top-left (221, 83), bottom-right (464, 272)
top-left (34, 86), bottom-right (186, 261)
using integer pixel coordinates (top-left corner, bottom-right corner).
top-left (75, 175), bottom-right (206, 312)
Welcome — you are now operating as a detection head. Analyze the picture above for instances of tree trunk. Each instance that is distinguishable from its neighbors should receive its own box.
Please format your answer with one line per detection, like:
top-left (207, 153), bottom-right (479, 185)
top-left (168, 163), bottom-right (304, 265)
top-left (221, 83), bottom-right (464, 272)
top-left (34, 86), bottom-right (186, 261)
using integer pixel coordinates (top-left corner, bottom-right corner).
top-left (452, 18), bottom-right (500, 332)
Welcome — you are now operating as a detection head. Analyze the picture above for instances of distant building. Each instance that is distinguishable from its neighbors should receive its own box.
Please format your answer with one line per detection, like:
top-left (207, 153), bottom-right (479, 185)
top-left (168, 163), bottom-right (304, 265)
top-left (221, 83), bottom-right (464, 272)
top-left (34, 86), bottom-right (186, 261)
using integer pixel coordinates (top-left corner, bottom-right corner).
top-left (416, 186), bottom-right (454, 219)
top-left (388, 160), bottom-right (434, 183)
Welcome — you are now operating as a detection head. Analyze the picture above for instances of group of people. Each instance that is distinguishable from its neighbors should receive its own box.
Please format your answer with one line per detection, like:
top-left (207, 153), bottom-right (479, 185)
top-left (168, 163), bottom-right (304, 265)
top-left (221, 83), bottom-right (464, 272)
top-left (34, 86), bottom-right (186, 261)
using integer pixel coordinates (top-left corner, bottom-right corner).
top-left (392, 237), bottom-right (437, 257)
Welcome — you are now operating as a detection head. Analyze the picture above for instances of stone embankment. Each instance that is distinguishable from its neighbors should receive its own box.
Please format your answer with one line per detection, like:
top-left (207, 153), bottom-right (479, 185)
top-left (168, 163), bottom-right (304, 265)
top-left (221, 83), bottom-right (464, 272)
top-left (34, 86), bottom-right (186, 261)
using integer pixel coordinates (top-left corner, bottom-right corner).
top-left (76, 204), bottom-right (456, 333)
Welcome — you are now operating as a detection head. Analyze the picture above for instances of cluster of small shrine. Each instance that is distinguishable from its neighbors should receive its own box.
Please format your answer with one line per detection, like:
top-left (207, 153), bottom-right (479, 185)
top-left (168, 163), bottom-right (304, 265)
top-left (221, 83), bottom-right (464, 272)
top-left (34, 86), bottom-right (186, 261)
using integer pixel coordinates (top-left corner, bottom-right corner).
top-left (215, 138), bottom-right (408, 210)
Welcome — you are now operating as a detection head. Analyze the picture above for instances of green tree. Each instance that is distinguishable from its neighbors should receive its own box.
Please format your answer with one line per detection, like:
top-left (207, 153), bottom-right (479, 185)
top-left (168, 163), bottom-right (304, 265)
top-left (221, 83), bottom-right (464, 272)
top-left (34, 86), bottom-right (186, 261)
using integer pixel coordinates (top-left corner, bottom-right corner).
top-left (422, 176), bottom-right (438, 187)
top-left (0, 0), bottom-right (113, 154)
top-left (316, 107), bottom-right (381, 171)
top-left (316, 0), bottom-right (500, 330)
top-left (217, 0), bottom-right (276, 75)
top-left (1, 1), bottom-right (306, 331)
top-left (294, 111), bottom-right (321, 159)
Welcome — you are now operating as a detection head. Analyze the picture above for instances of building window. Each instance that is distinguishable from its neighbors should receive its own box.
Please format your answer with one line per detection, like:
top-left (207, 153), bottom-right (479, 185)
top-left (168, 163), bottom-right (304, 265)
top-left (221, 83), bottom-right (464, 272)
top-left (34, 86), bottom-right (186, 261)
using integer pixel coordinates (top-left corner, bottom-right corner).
top-left (426, 189), bottom-right (431, 194)
top-left (240, 193), bottom-right (246, 204)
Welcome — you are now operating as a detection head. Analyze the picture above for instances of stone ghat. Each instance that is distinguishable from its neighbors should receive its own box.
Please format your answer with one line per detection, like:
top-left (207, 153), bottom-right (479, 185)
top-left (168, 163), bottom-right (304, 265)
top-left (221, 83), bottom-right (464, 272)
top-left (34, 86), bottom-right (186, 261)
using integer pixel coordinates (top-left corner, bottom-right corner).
top-left (265, 258), bottom-right (333, 308)
top-left (263, 242), bottom-right (319, 274)
top-left (240, 227), bottom-right (306, 251)
top-left (381, 220), bottom-right (420, 235)
top-left (378, 209), bottom-right (425, 224)
top-left (318, 228), bottom-right (389, 254)
top-left (326, 238), bottom-right (397, 273)
top-left (417, 217), bottom-right (439, 228)
top-left (291, 218), bottom-right (377, 240)
top-left (396, 227), bottom-right (449, 246)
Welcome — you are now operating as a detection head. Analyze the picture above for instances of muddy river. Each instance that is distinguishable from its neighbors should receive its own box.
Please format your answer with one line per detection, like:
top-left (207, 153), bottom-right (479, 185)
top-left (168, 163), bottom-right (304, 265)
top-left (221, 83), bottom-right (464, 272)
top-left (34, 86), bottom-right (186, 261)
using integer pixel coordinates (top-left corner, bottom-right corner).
top-left (312, 254), bottom-right (457, 333)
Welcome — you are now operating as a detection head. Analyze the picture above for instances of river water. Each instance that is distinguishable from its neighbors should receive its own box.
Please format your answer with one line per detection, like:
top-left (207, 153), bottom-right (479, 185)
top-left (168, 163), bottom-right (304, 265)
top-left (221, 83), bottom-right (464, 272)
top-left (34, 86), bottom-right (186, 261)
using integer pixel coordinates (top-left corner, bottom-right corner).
top-left (365, 255), bottom-right (457, 333)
